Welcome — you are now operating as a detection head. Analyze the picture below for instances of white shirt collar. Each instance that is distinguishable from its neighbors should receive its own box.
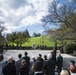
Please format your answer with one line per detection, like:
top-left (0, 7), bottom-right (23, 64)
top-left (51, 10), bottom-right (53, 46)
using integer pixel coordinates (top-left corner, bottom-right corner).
top-left (35, 71), bottom-right (42, 74)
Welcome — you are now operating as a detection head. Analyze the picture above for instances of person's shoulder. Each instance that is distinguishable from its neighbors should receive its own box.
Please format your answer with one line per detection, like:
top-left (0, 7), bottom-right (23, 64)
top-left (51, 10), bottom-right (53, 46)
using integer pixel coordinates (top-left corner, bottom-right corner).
top-left (16, 59), bottom-right (22, 63)
top-left (22, 56), bottom-right (25, 59)
top-left (27, 56), bottom-right (30, 58)
top-left (27, 56), bottom-right (30, 59)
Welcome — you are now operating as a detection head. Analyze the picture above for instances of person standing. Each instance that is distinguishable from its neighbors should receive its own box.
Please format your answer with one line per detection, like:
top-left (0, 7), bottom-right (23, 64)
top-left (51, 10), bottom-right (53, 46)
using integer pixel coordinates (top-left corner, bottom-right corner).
top-left (22, 52), bottom-right (30, 67)
top-left (19, 60), bottom-right (29, 75)
top-left (2, 56), bottom-right (16, 75)
top-left (33, 60), bottom-right (44, 75)
top-left (56, 53), bottom-right (63, 75)
top-left (53, 42), bottom-right (57, 57)
top-left (6, 44), bottom-right (8, 51)
top-left (15, 54), bottom-right (23, 75)
top-left (0, 44), bottom-right (3, 54)
top-left (0, 54), bottom-right (6, 75)
top-left (44, 53), bottom-right (55, 75)
top-left (38, 54), bottom-right (44, 63)
top-left (69, 60), bottom-right (76, 75)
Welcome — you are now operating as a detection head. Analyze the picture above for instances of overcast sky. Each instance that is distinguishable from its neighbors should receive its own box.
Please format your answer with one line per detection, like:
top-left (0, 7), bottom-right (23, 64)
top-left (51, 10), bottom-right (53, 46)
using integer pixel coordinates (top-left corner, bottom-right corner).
top-left (0, 0), bottom-right (70, 36)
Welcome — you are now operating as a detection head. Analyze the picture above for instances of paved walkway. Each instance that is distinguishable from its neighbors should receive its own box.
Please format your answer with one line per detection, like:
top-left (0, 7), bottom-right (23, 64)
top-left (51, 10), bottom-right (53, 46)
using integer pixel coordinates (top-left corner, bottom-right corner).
top-left (3, 50), bottom-right (51, 60)
top-left (62, 53), bottom-right (76, 69)
top-left (3, 50), bottom-right (76, 69)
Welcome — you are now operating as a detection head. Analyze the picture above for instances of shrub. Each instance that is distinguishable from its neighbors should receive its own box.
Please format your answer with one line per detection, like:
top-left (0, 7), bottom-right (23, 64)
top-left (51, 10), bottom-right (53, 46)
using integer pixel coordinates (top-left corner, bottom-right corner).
top-left (64, 44), bottom-right (76, 54)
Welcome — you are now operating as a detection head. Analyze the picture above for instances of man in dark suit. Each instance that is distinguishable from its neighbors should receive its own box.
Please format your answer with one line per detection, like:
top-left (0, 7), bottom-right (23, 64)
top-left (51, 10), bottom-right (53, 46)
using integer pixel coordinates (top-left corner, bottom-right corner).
top-left (44, 53), bottom-right (55, 75)
top-left (56, 53), bottom-right (63, 75)
top-left (22, 52), bottom-right (30, 67)
top-left (33, 60), bottom-right (44, 75)
top-left (2, 56), bottom-right (16, 75)
top-left (15, 54), bottom-right (23, 75)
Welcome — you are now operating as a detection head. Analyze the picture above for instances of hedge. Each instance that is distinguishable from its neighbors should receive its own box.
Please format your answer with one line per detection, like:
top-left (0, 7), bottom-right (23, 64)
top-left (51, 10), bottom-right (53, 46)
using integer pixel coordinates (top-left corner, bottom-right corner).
top-left (64, 44), bottom-right (76, 54)
top-left (3, 45), bottom-right (60, 50)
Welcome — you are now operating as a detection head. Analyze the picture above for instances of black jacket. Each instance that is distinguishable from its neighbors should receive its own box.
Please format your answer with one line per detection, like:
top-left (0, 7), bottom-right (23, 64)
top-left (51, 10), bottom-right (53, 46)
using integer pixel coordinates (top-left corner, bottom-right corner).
top-left (45, 59), bottom-right (55, 75)
top-left (2, 63), bottom-right (16, 75)
top-left (19, 66), bottom-right (29, 75)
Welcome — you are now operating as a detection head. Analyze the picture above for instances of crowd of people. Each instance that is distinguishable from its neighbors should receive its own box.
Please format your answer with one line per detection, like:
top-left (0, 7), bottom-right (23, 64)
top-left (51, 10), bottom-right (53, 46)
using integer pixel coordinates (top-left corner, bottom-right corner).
top-left (0, 50), bottom-right (76, 75)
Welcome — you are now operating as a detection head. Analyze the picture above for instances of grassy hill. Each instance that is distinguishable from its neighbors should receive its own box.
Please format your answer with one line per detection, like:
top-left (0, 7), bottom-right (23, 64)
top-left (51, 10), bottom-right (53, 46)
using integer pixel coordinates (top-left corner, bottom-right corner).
top-left (22, 36), bottom-right (54, 47)
top-left (22, 36), bottom-right (74, 47)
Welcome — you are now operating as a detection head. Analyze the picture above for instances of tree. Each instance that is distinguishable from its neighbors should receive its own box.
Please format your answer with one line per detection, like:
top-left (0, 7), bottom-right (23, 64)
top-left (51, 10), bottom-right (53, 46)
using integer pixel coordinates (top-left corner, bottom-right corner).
top-left (0, 21), bottom-right (6, 44)
top-left (48, 27), bottom-right (67, 46)
top-left (25, 29), bottom-right (30, 37)
top-left (0, 21), bottom-right (6, 32)
top-left (6, 32), bottom-right (17, 44)
top-left (42, 0), bottom-right (76, 30)
top-left (37, 33), bottom-right (41, 36)
top-left (42, 0), bottom-right (76, 44)
top-left (33, 32), bottom-right (41, 37)
top-left (6, 30), bottom-right (30, 46)
top-left (0, 32), bottom-right (5, 44)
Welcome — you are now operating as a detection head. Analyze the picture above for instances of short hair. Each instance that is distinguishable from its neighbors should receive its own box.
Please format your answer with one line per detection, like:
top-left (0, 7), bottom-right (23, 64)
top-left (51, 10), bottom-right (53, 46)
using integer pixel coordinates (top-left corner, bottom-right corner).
top-left (21, 60), bottom-right (27, 67)
top-left (18, 54), bottom-right (22, 58)
top-left (7, 56), bottom-right (13, 60)
top-left (60, 69), bottom-right (70, 75)
top-left (7, 56), bottom-right (13, 63)
top-left (47, 53), bottom-right (52, 59)
top-left (70, 60), bottom-right (75, 65)
top-left (44, 55), bottom-right (47, 58)
top-left (33, 60), bottom-right (43, 71)
top-left (57, 53), bottom-right (61, 56)
top-left (39, 54), bottom-right (42, 57)
top-left (32, 56), bottom-right (36, 60)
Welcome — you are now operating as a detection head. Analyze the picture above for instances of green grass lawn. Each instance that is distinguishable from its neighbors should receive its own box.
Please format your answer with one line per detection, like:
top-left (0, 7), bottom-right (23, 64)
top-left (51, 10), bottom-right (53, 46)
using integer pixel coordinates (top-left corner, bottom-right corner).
top-left (22, 36), bottom-right (54, 47)
top-left (20, 36), bottom-right (74, 47)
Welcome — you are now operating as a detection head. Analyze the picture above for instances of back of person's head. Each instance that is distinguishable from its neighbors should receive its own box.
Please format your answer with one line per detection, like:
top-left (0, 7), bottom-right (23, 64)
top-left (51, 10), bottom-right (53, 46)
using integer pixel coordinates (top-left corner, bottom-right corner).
top-left (47, 53), bottom-right (52, 59)
top-left (57, 52), bottom-right (61, 56)
top-left (70, 60), bottom-right (75, 65)
top-left (7, 56), bottom-right (14, 63)
top-left (24, 52), bottom-right (28, 56)
top-left (18, 53), bottom-right (22, 58)
top-left (44, 55), bottom-right (47, 60)
top-left (36, 56), bottom-right (41, 60)
top-left (21, 60), bottom-right (27, 67)
top-left (60, 69), bottom-right (70, 75)
top-left (0, 54), bottom-right (4, 61)
top-left (39, 54), bottom-right (42, 57)
top-left (32, 56), bottom-right (36, 61)
top-left (69, 65), bottom-right (76, 73)
top-left (33, 60), bottom-right (43, 71)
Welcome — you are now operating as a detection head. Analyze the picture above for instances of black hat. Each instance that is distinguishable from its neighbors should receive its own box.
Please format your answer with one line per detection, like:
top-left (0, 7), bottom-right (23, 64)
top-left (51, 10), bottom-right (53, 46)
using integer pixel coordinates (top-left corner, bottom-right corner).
top-left (24, 52), bottom-right (28, 55)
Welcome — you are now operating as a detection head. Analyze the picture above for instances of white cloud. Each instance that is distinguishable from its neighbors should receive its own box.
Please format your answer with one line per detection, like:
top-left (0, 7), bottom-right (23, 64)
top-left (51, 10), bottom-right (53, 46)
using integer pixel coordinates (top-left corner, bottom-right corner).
top-left (68, 0), bottom-right (71, 2)
top-left (0, 0), bottom-right (53, 34)
top-left (57, 3), bottom-right (62, 9)
top-left (0, 0), bottom-right (28, 9)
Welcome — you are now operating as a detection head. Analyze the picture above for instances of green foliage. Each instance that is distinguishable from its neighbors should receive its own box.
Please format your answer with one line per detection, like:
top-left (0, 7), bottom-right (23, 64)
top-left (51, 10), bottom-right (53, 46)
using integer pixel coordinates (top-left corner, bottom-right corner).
top-left (0, 32), bottom-right (5, 44)
top-left (42, 0), bottom-right (76, 43)
top-left (64, 43), bottom-right (76, 54)
top-left (6, 29), bottom-right (30, 45)
top-left (33, 32), bottom-right (41, 37)
top-left (22, 36), bottom-right (54, 47)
